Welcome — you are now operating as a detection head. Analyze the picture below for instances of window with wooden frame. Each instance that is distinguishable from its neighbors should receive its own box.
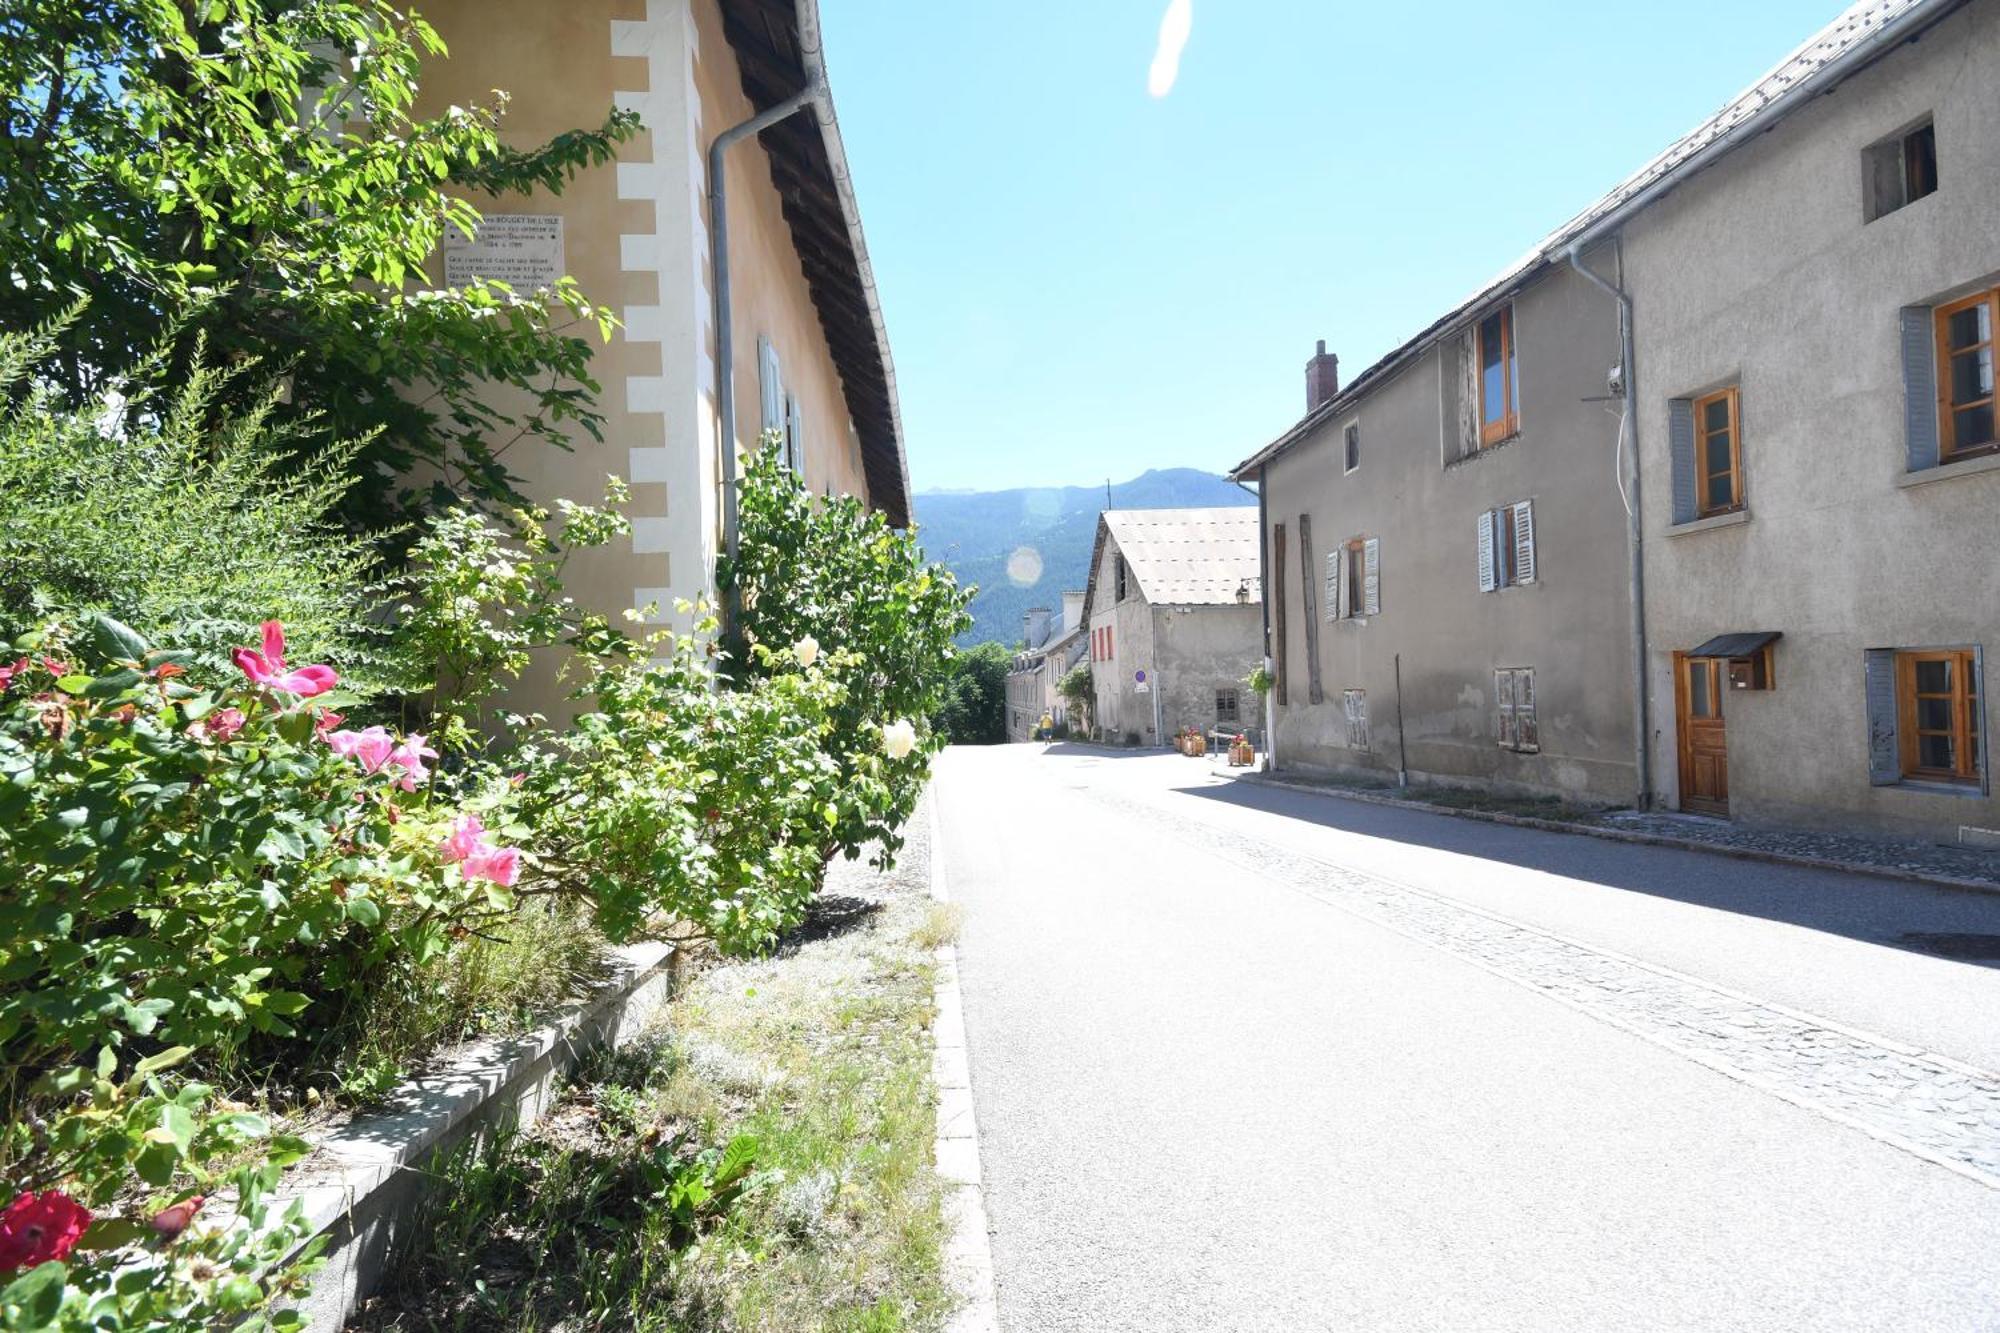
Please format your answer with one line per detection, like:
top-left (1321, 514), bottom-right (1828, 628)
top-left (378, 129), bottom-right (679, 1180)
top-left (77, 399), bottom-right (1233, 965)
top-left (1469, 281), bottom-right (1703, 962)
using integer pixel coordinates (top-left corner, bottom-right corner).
top-left (1495, 667), bottom-right (1539, 753)
top-left (1476, 305), bottom-right (1520, 446)
top-left (1898, 649), bottom-right (1981, 784)
top-left (1692, 387), bottom-right (1743, 516)
top-left (1476, 500), bottom-right (1535, 592)
top-left (1343, 421), bottom-right (1360, 474)
top-left (1936, 287), bottom-right (1998, 462)
top-left (1326, 536), bottom-right (1380, 620)
top-left (1215, 688), bottom-right (1240, 725)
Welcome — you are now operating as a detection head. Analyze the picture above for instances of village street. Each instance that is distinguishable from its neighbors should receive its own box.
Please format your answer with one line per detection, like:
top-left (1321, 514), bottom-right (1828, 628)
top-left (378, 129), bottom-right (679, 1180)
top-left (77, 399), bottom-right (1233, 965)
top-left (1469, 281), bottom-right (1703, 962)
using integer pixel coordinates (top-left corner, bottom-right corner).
top-left (931, 744), bottom-right (2000, 1333)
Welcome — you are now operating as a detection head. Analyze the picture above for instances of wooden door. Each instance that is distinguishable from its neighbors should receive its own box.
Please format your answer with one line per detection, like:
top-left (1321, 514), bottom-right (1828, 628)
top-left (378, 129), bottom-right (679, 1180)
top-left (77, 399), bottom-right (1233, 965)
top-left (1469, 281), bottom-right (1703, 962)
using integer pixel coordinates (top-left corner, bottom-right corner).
top-left (1675, 653), bottom-right (1729, 815)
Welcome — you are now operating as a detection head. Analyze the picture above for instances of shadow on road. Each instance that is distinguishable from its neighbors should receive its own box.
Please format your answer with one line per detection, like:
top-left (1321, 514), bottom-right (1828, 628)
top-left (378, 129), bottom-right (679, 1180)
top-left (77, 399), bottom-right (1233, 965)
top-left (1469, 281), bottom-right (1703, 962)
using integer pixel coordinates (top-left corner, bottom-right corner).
top-left (1173, 779), bottom-right (2000, 971)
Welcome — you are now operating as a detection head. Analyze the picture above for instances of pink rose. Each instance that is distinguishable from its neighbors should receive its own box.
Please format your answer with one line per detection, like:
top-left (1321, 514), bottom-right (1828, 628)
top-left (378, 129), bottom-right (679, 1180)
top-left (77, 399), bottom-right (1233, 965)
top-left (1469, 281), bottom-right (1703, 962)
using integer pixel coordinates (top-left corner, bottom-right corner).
top-left (207, 707), bottom-right (246, 743)
top-left (439, 814), bottom-right (486, 863)
top-left (232, 620), bottom-right (337, 698)
top-left (388, 733), bottom-right (438, 793)
top-left (0, 658), bottom-right (29, 691)
top-left (0, 1190), bottom-right (91, 1274)
top-left (325, 725), bottom-right (395, 774)
top-left (463, 842), bottom-right (520, 888)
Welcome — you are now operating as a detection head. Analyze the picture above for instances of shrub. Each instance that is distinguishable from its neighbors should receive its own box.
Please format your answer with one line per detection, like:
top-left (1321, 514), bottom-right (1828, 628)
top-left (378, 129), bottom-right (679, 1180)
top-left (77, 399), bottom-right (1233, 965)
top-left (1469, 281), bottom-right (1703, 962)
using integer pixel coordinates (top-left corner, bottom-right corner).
top-left (0, 321), bottom-right (388, 688)
top-left (1058, 661), bottom-right (1093, 734)
top-left (934, 641), bottom-right (1011, 745)
top-left (720, 443), bottom-right (971, 865)
top-left (0, 614), bottom-right (510, 1330)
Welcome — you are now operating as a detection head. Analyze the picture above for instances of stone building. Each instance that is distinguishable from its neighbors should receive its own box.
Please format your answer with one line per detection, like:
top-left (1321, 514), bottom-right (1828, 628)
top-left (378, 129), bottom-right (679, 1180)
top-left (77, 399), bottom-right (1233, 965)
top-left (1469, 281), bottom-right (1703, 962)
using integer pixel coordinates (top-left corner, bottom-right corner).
top-left (1005, 594), bottom-right (1087, 742)
top-left (1083, 510), bottom-right (1262, 746)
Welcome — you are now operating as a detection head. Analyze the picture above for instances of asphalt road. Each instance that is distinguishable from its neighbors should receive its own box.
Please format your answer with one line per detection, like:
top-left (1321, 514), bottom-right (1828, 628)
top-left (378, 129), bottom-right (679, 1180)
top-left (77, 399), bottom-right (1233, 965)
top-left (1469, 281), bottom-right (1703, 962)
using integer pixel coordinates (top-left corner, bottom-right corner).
top-left (933, 744), bottom-right (2000, 1333)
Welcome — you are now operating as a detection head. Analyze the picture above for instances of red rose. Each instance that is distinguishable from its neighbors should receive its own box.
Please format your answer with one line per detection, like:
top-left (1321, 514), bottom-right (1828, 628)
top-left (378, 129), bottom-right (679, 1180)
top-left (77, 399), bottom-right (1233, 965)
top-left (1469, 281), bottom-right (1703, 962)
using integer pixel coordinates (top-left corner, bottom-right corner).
top-left (150, 1195), bottom-right (205, 1241)
top-left (0, 1190), bottom-right (91, 1273)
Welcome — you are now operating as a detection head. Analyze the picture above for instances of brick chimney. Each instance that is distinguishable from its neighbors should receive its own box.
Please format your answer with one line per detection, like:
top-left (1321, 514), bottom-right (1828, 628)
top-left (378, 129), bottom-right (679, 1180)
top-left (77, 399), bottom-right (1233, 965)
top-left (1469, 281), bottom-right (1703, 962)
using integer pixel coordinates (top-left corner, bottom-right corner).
top-left (1306, 339), bottom-right (1340, 413)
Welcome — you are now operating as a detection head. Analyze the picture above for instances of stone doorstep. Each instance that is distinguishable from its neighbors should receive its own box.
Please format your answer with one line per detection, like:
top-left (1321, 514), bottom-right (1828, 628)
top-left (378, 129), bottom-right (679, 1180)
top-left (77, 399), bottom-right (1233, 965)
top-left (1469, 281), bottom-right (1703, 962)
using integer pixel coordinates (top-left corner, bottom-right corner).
top-left (275, 940), bottom-right (676, 1332)
top-left (1243, 773), bottom-right (2000, 898)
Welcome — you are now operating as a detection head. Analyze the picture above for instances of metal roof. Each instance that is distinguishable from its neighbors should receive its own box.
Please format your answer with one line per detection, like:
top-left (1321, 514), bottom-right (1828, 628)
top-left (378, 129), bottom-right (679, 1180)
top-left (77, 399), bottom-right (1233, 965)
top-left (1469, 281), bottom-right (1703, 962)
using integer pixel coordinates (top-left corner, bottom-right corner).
top-left (1085, 508), bottom-right (1263, 610)
top-left (1690, 631), bottom-right (1782, 660)
top-left (1230, 0), bottom-right (1960, 480)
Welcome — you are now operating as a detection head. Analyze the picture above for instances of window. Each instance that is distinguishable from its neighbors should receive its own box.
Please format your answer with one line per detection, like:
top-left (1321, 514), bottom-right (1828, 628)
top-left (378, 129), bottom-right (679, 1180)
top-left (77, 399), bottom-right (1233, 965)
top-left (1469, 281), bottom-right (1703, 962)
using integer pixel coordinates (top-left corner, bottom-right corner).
top-left (1326, 537), bottom-right (1381, 621)
top-left (758, 336), bottom-right (784, 436)
top-left (1900, 649), bottom-right (1982, 784)
top-left (1495, 668), bottom-right (1539, 753)
top-left (1476, 501), bottom-right (1535, 592)
top-left (1342, 689), bottom-right (1369, 750)
top-left (1114, 556), bottom-right (1129, 602)
top-left (783, 393), bottom-right (805, 474)
top-left (1476, 305), bottom-right (1520, 446)
top-left (1216, 688), bottom-right (1240, 725)
top-left (1864, 118), bottom-right (1937, 222)
top-left (1692, 388), bottom-right (1742, 516)
top-left (1343, 421), bottom-right (1360, 474)
top-left (1935, 287), bottom-right (1998, 461)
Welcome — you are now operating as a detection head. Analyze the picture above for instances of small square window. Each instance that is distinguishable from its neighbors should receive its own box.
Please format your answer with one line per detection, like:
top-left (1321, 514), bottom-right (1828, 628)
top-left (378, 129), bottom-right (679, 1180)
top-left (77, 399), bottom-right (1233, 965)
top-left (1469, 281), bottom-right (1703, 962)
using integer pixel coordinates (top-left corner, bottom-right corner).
top-left (1864, 118), bottom-right (1938, 222)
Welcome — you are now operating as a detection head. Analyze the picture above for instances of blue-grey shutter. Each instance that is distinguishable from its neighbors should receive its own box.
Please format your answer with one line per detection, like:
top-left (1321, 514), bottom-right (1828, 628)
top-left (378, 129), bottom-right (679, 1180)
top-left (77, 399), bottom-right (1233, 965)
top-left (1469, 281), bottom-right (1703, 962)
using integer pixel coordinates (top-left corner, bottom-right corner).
top-left (1901, 306), bottom-right (1940, 473)
top-left (1864, 648), bottom-right (1900, 785)
top-left (1362, 537), bottom-right (1381, 616)
top-left (1476, 510), bottom-right (1497, 592)
top-left (1668, 399), bottom-right (1697, 524)
top-left (1510, 501), bottom-right (1535, 585)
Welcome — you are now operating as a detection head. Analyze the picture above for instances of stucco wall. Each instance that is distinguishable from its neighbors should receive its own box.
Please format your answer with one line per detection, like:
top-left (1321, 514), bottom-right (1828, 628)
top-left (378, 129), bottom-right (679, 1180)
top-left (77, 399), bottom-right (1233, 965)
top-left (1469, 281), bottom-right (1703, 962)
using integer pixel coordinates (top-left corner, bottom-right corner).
top-left (412, 0), bottom-right (873, 720)
top-left (1262, 264), bottom-right (1636, 802)
top-left (1153, 605), bottom-right (1262, 740)
top-left (1087, 537), bottom-right (1160, 743)
top-left (1622, 1), bottom-right (2000, 839)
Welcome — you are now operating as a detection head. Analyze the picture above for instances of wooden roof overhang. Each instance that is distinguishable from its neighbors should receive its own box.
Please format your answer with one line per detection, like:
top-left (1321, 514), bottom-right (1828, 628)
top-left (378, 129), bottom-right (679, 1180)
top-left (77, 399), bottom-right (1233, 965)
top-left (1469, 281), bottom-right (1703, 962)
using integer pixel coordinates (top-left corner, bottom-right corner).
top-left (718, 0), bottom-right (910, 527)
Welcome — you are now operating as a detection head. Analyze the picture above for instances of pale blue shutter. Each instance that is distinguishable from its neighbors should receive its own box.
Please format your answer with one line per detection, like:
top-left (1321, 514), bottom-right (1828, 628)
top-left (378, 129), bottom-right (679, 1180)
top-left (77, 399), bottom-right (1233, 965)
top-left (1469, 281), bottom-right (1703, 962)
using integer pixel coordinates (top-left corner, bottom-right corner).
top-left (1362, 537), bottom-right (1381, 616)
top-left (1510, 501), bottom-right (1535, 585)
top-left (1901, 307), bottom-right (1940, 472)
top-left (1668, 398), bottom-right (1697, 523)
top-left (1476, 510), bottom-right (1497, 592)
top-left (1863, 649), bottom-right (1900, 785)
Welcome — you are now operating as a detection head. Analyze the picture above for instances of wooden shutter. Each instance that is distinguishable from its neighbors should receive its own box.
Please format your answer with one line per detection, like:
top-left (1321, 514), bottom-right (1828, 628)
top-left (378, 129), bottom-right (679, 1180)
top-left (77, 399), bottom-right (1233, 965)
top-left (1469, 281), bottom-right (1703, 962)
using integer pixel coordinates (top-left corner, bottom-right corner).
top-left (1272, 523), bottom-right (1288, 707)
top-left (1516, 668), bottom-right (1538, 752)
top-left (1477, 509), bottom-right (1498, 592)
top-left (1668, 398), bottom-right (1697, 523)
top-left (1455, 333), bottom-right (1480, 459)
top-left (1362, 537), bottom-right (1381, 616)
top-left (1864, 648), bottom-right (1901, 785)
top-left (758, 337), bottom-right (783, 436)
top-left (1327, 547), bottom-right (1344, 622)
top-left (1511, 500), bottom-right (1535, 585)
top-left (1495, 669), bottom-right (1516, 748)
top-left (784, 393), bottom-right (804, 473)
top-left (1900, 306), bottom-right (1940, 473)
top-left (1298, 516), bottom-right (1324, 705)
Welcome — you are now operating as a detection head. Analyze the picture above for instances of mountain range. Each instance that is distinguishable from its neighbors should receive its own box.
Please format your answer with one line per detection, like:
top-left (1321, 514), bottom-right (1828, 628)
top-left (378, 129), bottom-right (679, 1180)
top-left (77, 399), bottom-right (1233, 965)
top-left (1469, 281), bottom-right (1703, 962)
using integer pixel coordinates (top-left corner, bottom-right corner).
top-left (912, 467), bottom-right (1256, 648)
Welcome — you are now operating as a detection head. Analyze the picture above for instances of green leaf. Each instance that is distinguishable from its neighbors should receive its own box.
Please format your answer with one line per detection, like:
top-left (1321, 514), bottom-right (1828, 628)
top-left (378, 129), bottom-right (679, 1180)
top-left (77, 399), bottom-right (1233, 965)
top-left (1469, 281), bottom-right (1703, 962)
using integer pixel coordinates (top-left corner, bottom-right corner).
top-left (134, 1045), bottom-right (194, 1077)
top-left (88, 614), bottom-right (152, 664)
top-left (344, 896), bottom-right (381, 927)
top-left (0, 1261), bottom-right (66, 1327)
top-left (77, 1217), bottom-right (149, 1251)
top-left (261, 991), bottom-right (311, 1017)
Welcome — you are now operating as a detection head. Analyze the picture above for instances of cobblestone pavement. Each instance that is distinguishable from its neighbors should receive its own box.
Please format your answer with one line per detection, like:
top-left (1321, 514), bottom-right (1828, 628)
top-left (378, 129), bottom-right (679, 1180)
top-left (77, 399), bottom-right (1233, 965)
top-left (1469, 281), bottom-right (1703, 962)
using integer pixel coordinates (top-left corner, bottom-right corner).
top-left (1598, 810), bottom-right (2000, 888)
top-left (1095, 786), bottom-right (2000, 1188)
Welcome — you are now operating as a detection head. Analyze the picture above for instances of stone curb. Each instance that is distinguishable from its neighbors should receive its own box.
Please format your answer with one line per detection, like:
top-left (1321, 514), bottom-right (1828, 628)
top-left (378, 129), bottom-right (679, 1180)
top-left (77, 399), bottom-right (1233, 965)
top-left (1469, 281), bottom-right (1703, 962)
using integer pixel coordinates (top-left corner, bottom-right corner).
top-left (1240, 772), bottom-right (2000, 899)
top-left (284, 941), bottom-right (677, 1331)
top-left (929, 790), bottom-right (1001, 1333)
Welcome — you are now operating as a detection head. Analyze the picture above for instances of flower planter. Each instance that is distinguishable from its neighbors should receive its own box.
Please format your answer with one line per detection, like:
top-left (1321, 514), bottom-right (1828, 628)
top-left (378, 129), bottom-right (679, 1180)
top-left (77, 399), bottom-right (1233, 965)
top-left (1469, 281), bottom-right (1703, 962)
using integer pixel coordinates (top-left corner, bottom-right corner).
top-left (278, 942), bottom-right (676, 1332)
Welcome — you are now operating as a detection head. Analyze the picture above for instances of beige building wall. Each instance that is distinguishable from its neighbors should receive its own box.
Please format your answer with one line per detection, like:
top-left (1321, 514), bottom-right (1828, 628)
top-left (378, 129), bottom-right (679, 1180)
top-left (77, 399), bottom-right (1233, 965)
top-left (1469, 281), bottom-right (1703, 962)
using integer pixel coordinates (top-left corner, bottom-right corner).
top-left (412, 0), bottom-right (876, 716)
top-left (1620, 0), bottom-right (2000, 839)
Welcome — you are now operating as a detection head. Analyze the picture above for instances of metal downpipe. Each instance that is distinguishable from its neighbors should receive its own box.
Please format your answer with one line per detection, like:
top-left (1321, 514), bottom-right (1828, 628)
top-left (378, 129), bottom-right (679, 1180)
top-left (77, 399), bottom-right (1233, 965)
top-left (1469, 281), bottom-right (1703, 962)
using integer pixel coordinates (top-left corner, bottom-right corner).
top-left (1567, 236), bottom-right (1651, 810)
top-left (709, 80), bottom-right (819, 576)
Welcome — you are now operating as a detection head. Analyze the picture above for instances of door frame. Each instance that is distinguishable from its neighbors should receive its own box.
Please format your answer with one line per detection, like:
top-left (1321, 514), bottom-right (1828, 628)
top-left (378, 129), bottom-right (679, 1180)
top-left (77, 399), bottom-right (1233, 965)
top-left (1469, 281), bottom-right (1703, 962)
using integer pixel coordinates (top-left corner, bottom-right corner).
top-left (1674, 651), bottom-right (1730, 816)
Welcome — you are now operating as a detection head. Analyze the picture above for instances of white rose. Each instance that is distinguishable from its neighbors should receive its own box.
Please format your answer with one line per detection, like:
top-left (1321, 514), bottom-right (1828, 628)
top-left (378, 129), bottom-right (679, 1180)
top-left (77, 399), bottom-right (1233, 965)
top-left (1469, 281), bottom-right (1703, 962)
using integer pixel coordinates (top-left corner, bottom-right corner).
top-left (882, 718), bottom-right (917, 760)
top-left (795, 635), bottom-right (820, 669)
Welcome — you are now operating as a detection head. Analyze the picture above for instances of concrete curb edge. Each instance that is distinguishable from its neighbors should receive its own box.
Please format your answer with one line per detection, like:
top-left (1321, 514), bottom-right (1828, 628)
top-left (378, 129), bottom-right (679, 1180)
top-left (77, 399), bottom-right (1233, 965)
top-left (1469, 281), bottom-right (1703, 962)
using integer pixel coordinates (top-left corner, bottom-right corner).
top-left (1240, 772), bottom-right (2000, 898)
top-left (928, 787), bottom-right (1001, 1333)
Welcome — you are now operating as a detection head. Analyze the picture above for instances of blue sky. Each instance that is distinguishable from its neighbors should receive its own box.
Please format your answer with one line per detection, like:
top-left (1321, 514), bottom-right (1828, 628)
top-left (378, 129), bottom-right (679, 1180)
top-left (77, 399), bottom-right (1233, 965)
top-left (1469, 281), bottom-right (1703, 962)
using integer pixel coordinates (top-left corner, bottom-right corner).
top-left (818, 1), bottom-right (1845, 494)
